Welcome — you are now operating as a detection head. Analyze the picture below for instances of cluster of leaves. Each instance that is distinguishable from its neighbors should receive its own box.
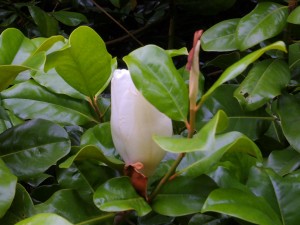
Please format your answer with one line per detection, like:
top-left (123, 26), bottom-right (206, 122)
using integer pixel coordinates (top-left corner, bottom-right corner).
top-left (1, 1), bottom-right (300, 225)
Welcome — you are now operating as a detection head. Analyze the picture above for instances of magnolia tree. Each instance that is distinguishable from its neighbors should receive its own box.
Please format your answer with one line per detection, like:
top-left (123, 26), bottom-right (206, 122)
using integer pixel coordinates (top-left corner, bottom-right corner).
top-left (1, 1), bottom-right (300, 225)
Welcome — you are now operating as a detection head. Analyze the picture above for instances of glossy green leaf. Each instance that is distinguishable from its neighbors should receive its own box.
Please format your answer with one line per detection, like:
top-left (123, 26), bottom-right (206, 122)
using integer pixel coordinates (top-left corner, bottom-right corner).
top-left (15, 213), bottom-right (73, 225)
top-left (32, 35), bottom-right (66, 54)
top-left (52, 11), bottom-right (88, 26)
top-left (247, 167), bottom-right (300, 225)
top-left (28, 6), bottom-right (58, 37)
top-left (32, 69), bottom-right (86, 100)
top-left (236, 2), bottom-right (288, 51)
top-left (80, 122), bottom-right (117, 156)
top-left (201, 19), bottom-right (239, 51)
top-left (1, 80), bottom-right (97, 125)
top-left (154, 110), bottom-right (228, 153)
top-left (45, 26), bottom-right (112, 97)
top-left (289, 43), bottom-right (300, 77)
top-left (0, 159), bottom-right (17, 218)
top-left (165, 47), bottom-right (188, 57)
top-left (35, 189), bottom-right (109, 224)
top-left (93, 177), bottom-right (152, 216)
top-left (0, 184), bottom-right (35, 224)
top-left (0, 28), bottom-right (36, 65)
top-left (202, 188), bottom-right (282, 225)
top-left (177, 131), bottom-right (262, 177)
top-left (287, 6), bottom-right (300, 24)
top-left (197, 85), bottom-right (271, 140)
top-left (265, 147), bottom-right (300, 176)
top-left (202, 41), bottom-right (287, 102)
top-left (59, 145), bottom-right (124, 171)
top-left (152, 175), bottom-right (217, 216)
top-left (277, 94), bottom-right (300, 152)
top-left (0, 119), bottom-right (70, 179)
top-left (57, 161), bottom-right (116, 202)
top-left (123, 45), bottom-right (189, 122)
top-left (234, 59), bottom-right (290, 111)
top-left (0, 65), bottom-right (28, 91)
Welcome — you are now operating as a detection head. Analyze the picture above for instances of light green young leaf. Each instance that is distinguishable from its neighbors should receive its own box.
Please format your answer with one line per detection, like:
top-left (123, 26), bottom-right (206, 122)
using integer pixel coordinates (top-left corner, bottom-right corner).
top-left (287, 6), bottom-right (300, 24)
top-left (201, 41), bottom-right (287, 102)
top-left (45, 26), bottom-right (112, 97)
top-left (153, 110), bottom-right (228, 153)
top-left (15, 213), bottom-right (73, 225)
top-left (234, 59), bottom-right (290, 111)
top-left (123, 45), bottom-right (189, 122)
top-left (93, 177), bottom-right (152, 216)
top-left (236, 2), bottom-right (288, 51)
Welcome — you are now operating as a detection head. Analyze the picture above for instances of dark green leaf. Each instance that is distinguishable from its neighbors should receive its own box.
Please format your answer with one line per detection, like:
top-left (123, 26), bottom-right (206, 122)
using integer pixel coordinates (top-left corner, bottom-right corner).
top-left (289, 43), bottom-right (300, 78)
top-left (202, 188), bottom-right (282, 225)
top-left (0, 158), bottom-right (17, 218)
top-left (0, 119), bottom-right (70, 179)
top-left (0, 184), bottom-right (35, 224)
top-left (204, 52), bottom-right (240, 70)
top-left (28, 6), bottom-right (58, 37)
top-left (51, 11), bottom-right (88, 26)
top-left (234, 59), bottom-right (290, 111)
top-left (123, 45), bottom-right (189, 122)
top-left (152, 176), bottom-right (217, 216)
top-left (236, 2), bottom-right (288, 51)
top-left (277, 94), bottom-right (300, 152)
top-left (93, 177), bottom-right (151, 216)
top-left (80, 122), bottom-right (117, 156)
top-left (201, 19), bottom-right (239, 51)
top-left (2, 80), bottom-right (97, 125)
top-left (45, 26), bottom-right (112, 97)
top-left (59, 145), bottom-right (124, 171)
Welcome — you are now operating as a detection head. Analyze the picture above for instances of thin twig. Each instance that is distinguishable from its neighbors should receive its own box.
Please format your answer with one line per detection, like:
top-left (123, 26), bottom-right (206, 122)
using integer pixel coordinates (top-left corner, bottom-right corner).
top-left (91, 0), bottom-right (143, 46)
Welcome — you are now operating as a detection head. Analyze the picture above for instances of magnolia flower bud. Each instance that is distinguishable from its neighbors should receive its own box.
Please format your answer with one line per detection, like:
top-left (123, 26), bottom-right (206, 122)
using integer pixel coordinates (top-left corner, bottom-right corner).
top-left (110, 69), bottom-right (173, 176)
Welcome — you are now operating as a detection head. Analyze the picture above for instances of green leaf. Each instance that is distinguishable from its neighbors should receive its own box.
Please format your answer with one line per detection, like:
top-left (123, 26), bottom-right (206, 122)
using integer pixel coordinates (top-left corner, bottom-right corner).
top-left (0, 28), bottom-right (36, 65)
top-left (0, 184), bottom-right (35, 224)
top-left (201, 41), bottom-right (287, 102)
top-left (236, 2), bottom-right (288, 51)
top-left (80, 122), bottom-right (117, 156)
top-left (154, 110), bottom-right (228, 153)
top-left (35, 189), bottom-right (108, 224)
top-left (201, 18), bottom-right (239, 51)
top-left (204, 52), bottom-right (240, 70)
top-left (123, 45), bottom-right (189, 122)
top-left (28, 6), bottom-right (58, 37)
top-left (93, 177), bottom-right (152, 216)
top-left (197, 84), bottom-right (271, 140)
top-left (247, 167), bottom-right (300, 225)
top-left (15, 213), bottom-right (73, 225)
top-left (57, 160), bottom-right (116, 202)
top-left (165, 47), bottom-right (188, 57)
top-left (277, 94), bottom-right (300, 152)
top-left (0, 159), bottom-right (17, 218)
top-left (177, 131), bottom-right (262, 177)
top-left (234, 59), bottom-right (290, 111)
top-left (265, 147), bottom-right (300, 176)
top-left (32, 69), bottom-right (86, 100)
top-left (289, 43), bottom-right (300, 77)
top-left (202, 188), bottom-right (282, 225)
top-left (59, 145), bottom-right (124, 171)
top-left (287, 6), bottom-right (300, 24)
top-left (45, 26), bottom-right (112, 97)
top-left (0, 65), bottom-right (28, 91)
top-left (152, 175), bottom-right (217, 216)
top-left (52, 11), bottom-right (88, 26)
top-left (1, 80), bottom-right (97, 125)
top-left (0, 119), bottom-right (70, 179)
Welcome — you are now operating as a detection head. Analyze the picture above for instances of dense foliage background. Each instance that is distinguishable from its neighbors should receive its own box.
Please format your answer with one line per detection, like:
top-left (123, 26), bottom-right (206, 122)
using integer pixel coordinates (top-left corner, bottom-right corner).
top-left (1, 0), bottom-right (300, 225)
